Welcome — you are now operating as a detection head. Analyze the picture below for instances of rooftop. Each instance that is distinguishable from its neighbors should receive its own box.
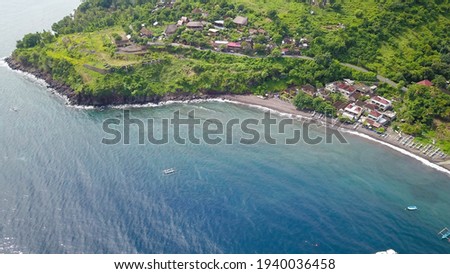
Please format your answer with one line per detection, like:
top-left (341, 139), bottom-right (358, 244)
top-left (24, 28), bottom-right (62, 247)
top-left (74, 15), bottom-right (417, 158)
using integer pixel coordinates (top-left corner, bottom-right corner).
top-left (369, 110), bottom-right (382, 118)
top-left (417, 79), bottom-right (433, 86)
top-left (228, 42), bottom-right (241, 48)
top-left (233, 16), bottom-right (248, 26)
top-left (186, 21), bottom-right (204, 28)
top-left (372, 96), bottom-right (391, 105)
top-left (165, 24), bottom-right (178, 35)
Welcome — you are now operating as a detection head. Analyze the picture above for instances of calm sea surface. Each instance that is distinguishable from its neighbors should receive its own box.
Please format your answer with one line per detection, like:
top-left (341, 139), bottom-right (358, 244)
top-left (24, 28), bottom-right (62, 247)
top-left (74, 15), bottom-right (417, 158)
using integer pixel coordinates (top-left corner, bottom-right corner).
top-left (0, 0), bottom-right (449, 254)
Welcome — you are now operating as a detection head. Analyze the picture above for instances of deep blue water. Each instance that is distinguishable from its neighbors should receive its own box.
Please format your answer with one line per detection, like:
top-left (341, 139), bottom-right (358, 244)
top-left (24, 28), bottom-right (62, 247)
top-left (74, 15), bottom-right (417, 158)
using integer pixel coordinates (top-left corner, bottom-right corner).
top-left (1, 0), bottom-right (449, 254)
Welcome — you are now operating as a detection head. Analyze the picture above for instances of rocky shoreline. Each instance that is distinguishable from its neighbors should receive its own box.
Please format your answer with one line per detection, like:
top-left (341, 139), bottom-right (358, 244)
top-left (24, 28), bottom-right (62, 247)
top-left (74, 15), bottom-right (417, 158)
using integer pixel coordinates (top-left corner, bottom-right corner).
top-left (4, 56), bottom-right (221, 106)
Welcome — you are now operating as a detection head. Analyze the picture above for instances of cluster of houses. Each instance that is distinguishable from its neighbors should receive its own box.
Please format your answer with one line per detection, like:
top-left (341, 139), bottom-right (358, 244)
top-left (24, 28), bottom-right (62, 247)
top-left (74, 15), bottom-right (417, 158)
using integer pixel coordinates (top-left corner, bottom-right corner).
top-left (326, 80), bottom-right (396, 129)
top-left (155, 12), bottom-right (251, 51)
top-left (120, 5), bottom-right (307, 55)
top-left (112, 1), bottom-right (311, 57)
top-left (298, 79), bottom-right (397, 130)
top-left (166, 12), bottom-right (309, 54)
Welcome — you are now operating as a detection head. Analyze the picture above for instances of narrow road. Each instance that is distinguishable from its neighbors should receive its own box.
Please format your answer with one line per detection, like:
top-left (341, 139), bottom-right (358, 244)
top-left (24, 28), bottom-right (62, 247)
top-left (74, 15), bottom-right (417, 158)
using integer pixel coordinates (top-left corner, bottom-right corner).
top-left (342, 63), bottom-right (407, 90)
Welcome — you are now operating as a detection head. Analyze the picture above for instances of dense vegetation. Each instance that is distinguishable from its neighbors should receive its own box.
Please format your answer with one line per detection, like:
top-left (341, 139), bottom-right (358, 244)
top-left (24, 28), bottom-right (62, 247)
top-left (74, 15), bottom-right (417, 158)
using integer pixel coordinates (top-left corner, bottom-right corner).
top-left (11, 0), bottom-right (450, 151)
top-left (395, 84), bottom-right (450, 152)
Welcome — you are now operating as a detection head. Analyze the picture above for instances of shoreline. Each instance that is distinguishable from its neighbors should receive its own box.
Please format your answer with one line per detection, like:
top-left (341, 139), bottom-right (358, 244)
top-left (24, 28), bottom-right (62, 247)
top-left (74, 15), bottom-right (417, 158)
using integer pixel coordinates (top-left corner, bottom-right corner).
top-left (3, 57), bottom-right (449, 176)
top-left (222, 95), bottom-right (450, 176)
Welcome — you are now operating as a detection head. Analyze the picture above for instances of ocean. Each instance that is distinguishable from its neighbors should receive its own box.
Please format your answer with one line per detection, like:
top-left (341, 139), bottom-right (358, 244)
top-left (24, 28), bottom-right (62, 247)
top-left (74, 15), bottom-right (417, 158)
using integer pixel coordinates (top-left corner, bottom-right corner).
top-left (0, 0), bottom-right (449, 254)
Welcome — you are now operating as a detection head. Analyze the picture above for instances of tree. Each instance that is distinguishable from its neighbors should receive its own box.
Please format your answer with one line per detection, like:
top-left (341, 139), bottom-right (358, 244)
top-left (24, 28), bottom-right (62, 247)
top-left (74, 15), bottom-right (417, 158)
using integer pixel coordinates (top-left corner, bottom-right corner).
top-left (17, 33), bottom-right (41, 48)
top-left (433, 75), bottom-right (447, 89)
top-left (270, 48), bottom-right (282, 58)
top-left (315, 52), bottom-right (332, 68)
top-left (267, 10), bottom-right (278, 20)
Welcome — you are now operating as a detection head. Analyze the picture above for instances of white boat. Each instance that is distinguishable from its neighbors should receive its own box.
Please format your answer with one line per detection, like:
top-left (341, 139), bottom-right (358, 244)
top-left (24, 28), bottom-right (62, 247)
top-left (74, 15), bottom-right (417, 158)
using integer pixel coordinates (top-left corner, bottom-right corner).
top-left (376, 249), bottom-right (397, 254)
top-left (406, 206), bottom-right (418, 211)
top-left (163, 168), bottom-right (176, 175)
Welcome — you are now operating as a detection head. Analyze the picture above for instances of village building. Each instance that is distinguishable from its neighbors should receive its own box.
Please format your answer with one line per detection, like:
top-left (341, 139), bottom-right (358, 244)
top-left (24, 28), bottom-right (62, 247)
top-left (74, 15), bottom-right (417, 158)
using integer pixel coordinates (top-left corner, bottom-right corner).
top-left (365, 118), bottom-right (383, 129)
top-left (249, 29), bottom-right (258, 36)
top-left (177, 16), bottom-right (189, 26)
top-left (416, 79), bottom-right (433, 86)
top-left (342, 103), bottom-right (363, 121)
top-left (281, 48), bottom-right (290, 55)
top-left (186, 21), bottom-right (204, 31)
top-left (368, 110), bottom-right (382, 121)
top-left (213, 20), bottom-right (225, 29)
top-left (213, 40), bottom-right (228, 50)
top-left (349, 92), bottom-right (362, 102)
top-left (214, 40), bottom-right (229, 46)
top-left (370, 96), bottom-right (392, 111)
top-left (139, 27), bottom-right (153, 38)
top-left (208, 28), bottom-right (219, 36)
top-left (233, 16), bottom-right (248, 26)
top-left (317, 88), bottom-right (330, 100)
top-left (336, 82), bottom-right (356, 98)
top-left (344, 79), bottom-right (355, 85)
top-left (383, 111), bottom-right (397, 121)
top-left (333, 101), bottom-right (348, 112)
top-left (114, 35), bottom-right (131, 47)
top-left (363, 102), bottom-right (378, 112)
top-left (354, 83), bottom-right (372, 94)
top-left (227, 42), bottom-right (242, 51)
top-left (164, 24), bottom-right (178, 36)
top-left (181, 16), bottom-right (189, 23)
top-left (301, 84), bottom-right (316, 96)
top-left (325, 82), bottom-right (338, 92)
top-left (258, 28), bottom-right (267, 35)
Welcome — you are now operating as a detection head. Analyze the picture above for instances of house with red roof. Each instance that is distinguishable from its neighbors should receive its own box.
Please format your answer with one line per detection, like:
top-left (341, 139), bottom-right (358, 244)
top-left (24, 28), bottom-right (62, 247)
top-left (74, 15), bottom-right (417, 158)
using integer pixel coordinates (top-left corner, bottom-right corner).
top-left (368, 110), bottom-right (382, 121)
top-left (365, 118), bottom-right (382, 129)
top-left (416, 79), bottom-right (433, 87)
top-left (227, 42), bottom-right (241, 49)
top-left (370, 96), bottom-right (392, 111)
top-left (342, 103), bottom-right (363, 121)
top-left (336, 82), bottom-right (356, 98)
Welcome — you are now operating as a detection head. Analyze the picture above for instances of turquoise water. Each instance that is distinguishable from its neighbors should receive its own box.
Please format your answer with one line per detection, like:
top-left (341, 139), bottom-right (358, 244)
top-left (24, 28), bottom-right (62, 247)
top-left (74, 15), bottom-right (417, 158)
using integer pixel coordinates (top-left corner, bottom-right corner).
top-left (1, 0), bottom-right (449, 254)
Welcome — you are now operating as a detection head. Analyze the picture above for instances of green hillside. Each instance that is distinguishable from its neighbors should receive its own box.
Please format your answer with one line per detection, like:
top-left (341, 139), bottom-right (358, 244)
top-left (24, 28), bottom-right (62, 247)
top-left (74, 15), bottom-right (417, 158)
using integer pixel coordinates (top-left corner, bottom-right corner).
top-left (10, 0), bottom-right (450, 151)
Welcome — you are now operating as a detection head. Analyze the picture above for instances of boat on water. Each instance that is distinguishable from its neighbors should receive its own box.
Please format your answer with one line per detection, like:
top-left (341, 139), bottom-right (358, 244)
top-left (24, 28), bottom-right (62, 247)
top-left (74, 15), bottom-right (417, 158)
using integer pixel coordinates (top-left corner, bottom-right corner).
top-left (438, 227), bottom-right (450, 241)
top-left (406, 205), bottom-right (418, 211)
top-left (163, 168), bottom-right (176, 175)
top-left (375, 249), bottom-right (397, 254)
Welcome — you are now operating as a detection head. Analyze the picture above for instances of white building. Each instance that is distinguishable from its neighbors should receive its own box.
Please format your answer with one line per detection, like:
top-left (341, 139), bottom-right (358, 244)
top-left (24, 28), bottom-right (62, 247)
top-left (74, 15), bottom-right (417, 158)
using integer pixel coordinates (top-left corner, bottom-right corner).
top-left (370, 96), bottom-right (392, 111)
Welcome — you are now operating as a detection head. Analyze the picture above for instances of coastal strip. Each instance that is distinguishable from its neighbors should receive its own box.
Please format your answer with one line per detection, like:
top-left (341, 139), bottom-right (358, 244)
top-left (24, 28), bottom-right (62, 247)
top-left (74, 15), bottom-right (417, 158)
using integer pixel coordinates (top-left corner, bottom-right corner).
top-left (2, 57), bottom-right (449, 176)
top-left (221, 95), bottom-right (450, 177)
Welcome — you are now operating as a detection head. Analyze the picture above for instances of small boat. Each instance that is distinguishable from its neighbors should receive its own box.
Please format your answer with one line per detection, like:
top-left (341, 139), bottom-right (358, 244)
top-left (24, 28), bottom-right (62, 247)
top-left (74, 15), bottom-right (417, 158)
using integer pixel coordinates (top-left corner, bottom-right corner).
top-left (438, 227), bottom-right (450, 241)
top-left (406, 205), bottom-right (418, 211)
top-left (375, 249), bottom-right (397, 254)
top-left (163, 168), bottom-right (176, 175)
top-left (9, 107), bottom-right (19, 112)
